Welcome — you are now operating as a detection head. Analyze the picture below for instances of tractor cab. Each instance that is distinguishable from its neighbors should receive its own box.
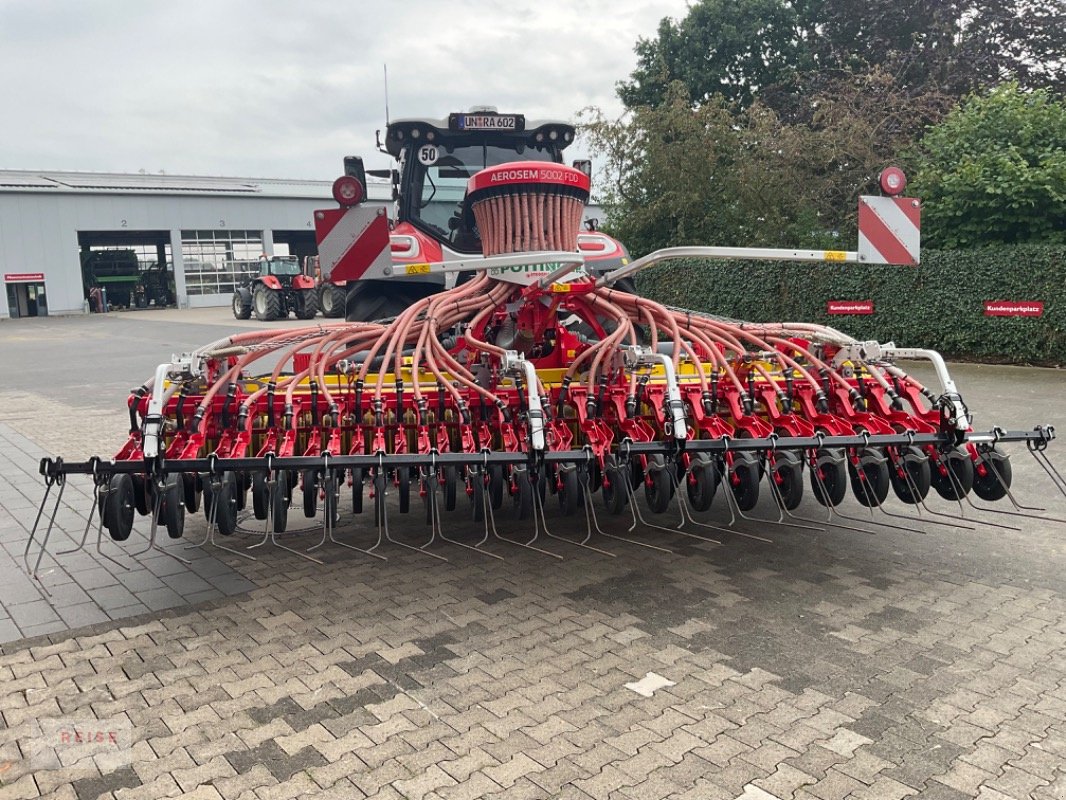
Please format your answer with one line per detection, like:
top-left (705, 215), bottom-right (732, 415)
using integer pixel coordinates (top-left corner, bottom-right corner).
top-left (259, 255), bottom-right (302, 281)
top-left (385, 109), bottom-right (576, 254)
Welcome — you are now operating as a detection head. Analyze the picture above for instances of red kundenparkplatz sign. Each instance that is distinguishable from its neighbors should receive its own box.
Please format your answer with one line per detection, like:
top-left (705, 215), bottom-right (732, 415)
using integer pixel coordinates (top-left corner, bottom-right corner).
top-left (983, 301), bottom-right (1044, 317)
top-left (827, 300), bottom-right (874, 315)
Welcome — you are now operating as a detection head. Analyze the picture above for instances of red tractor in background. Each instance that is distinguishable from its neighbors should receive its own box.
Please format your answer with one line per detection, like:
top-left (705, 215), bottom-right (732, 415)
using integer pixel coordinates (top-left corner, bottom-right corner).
top-left (232, 255), bottom-right (319, 321)
top-left (315, 107), bottom-right (633, 322)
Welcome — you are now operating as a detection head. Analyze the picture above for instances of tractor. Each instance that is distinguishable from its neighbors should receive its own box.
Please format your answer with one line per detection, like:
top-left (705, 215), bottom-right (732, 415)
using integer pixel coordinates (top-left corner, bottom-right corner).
top-left (316, 107), bottom-right (632, 322)
top-left (232, 255), bottom-right (318, 321)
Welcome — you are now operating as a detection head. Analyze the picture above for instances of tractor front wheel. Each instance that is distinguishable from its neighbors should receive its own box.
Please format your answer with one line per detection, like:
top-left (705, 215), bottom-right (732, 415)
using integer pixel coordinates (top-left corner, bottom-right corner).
top-left (232, 291), bottom-right (252, 319)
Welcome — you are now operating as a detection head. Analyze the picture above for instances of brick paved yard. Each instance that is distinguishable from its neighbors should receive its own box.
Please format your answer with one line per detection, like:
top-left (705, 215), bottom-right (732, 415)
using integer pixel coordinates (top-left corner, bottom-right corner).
top-left (1, 312), bottom-right (1065, 800)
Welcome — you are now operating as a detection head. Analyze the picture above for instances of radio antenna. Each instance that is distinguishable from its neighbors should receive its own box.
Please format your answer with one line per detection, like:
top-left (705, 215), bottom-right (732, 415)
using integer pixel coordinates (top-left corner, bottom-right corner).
top-left (383, 63), bottom-right (390, 125)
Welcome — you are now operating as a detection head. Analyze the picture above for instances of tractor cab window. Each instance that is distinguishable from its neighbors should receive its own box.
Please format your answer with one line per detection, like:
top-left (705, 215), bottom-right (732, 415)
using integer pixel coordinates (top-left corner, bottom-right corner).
top-left (408, 141), bottom-right (557, 250)
top-left (266, 258), bottom-right (301, 276)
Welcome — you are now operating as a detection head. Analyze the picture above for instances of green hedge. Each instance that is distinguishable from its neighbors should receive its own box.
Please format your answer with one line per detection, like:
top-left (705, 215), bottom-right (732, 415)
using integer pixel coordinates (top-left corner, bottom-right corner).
top-left (636, 245), bottom-right (1066, 366)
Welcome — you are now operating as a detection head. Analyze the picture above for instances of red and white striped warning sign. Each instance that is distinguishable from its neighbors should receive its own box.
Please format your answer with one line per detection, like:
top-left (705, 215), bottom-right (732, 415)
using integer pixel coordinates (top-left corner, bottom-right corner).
top-left (858, 196), bottom-right (921, 265)
top-left (313, 206), bottom-right (391, 283)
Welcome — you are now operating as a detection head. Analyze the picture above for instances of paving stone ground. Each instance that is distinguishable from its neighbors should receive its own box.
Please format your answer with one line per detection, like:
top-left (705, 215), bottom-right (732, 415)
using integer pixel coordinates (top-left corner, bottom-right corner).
top-left (1, 311), bottom-right (1065, 800)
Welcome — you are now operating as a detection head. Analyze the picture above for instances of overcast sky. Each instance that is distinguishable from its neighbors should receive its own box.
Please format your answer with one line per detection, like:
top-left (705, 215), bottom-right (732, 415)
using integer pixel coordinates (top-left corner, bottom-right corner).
top-left (0, 0), bottom-right (687, 180)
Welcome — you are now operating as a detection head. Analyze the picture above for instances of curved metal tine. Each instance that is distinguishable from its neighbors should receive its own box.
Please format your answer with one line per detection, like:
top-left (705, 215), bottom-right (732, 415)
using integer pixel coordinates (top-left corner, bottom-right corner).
top-left (536, 465), bottom-right (615, 556)
top-left (1029, 446), bottom-right (1066, 495)
top-left (832, 463), bottom-right (933, 535)
top-left (436, 466), bottom-right (504, 559)
top-left (936, 459), bottom-right (1021, 532)
top-left (490, 470), bottom-right (563, 559)
top-left (22, 479), bottom-right (54, 572)
top-left (714, 452), bottom-right (822, 534)
top-left (127, 480), bottom-right (193, 564)
top-left (579, 467), bottom-right (672, 553)
top-left (28, 478), bottom-right (67, 584)
top-left (804, 460), bottom-right (879, 535)
top-left (57, 484), bottom-right (98, 555)
top-left (968, 452), bottom-right (1066, 522)
top-left (377, 468), bottom-right (448, 562)
top-left (699, 461), bottom-right (771, 543)
top-left (622, 464), bottom-right (724, 545)
top-left (760, 466), bottom-right (825, 533)
top-left (308, 473), bottom-right (386, 560)
top-left (191, 475), bottom-right (255, 561)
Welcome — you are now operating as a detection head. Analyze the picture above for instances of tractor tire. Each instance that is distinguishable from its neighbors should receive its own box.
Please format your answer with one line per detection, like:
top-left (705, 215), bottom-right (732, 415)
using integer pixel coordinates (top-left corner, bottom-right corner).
top-left (232, 291), bottom-right (252, 320)
top-left (296, 288), bottom-right (319, 320)
top-left (345, 279), bottom-right (438, 323)
top-left (320, 283), bottom-right (346, 318)
top-left (253, 286), bottom-right (283, 321)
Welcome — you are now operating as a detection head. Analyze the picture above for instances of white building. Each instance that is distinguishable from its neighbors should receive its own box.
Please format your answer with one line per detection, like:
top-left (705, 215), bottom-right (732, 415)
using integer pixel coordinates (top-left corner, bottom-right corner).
top-left (0, 169), bottom-right (604, 319)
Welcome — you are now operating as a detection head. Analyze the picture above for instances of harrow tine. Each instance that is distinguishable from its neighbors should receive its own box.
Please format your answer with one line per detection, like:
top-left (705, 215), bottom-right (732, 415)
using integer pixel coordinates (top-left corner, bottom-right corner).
top-left (701, 462), bottom-right (772, 543)
top-left (433, 464), bottom-right (504, 560)
top-left (622, 463), bottom-right (724, 545)
top-left (760, 467), bottom-right (825, 534)
top-left (127, 482), bottom-right (193, 564)
top-left (373, 466), bottom-right (448, 562)
top-left (534, 465), bottom-right (615, 557)
top-left (580, 468), bottom-right (674, 553)
top-left (805, 459), bottom-right (879, 535)
top-left (189, 473), bottom-right (256, 561)
top-left (307, 471), bottom-right (387, 560)
top-left (22, 476), bottom-right (55, 575)
top-left (935, 457), bottom-right (1023, 532)
top-left (23, 475), bottom-right (65, 584)
top-left (489, 469), bottom-right (563, 559)
top-left (1027, 444), bottom-right (1066, 499)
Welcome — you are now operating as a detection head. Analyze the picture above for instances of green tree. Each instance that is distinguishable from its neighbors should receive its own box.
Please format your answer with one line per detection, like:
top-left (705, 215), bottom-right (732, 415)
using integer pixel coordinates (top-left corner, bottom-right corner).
top-left (909, 84), bottom-right (1066, 248)
top-left (620, 0), bottom-right (1066, 114)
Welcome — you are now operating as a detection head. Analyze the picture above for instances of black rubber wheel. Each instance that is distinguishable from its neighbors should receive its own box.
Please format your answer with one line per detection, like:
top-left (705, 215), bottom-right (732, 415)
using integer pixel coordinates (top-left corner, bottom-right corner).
top-left (849, 448), bottom-right (891, 507)
top-left (253, 285), bottom-right (283, 321)
top-left (601, 456), bottom-right (628, 515)
top-left (686, 454), bottom-right (718, 512)
top-left (302, 469), bottom-right (318, 518)
top-left (771, 451), bottom-right (804, 511)
top-left (271, 475), bottom-right (289, 533)
top-left (444, 465), bottom-right (459, 511)
top-left (351, 467), bottom-right (364, 513)
top-left (251, 471), bottom-right (269, 520)
top-left (557, 465), bottom-right (581, 516)
top-left (469, 467), bottom-right (485, 522)
top-left (512, 466), bottom-right (534, 520)
top-left (644, 455), bottom-right (674, 514)
top-left (296, 288), bottom-right (319, 320)
top-left (345, 279), bottom-right (438, 323)
top-left (810, 449), bottom-right (848, 507)
top-left (397, 467), bottom-right (411, 514)
top-left (234, 472), bottom-right (250, 511)
top-left (972, 446), bottom-right (1012, 502)
top-left (320, 283), bottom-right (346, 318)
top-left (931, 446), bottom-right (975, 501)
top-left (730, 452), bottom-right (761, 512)
top-left (214, 473), bottom-right (239, 536)
top-left (131, 473), bottom-right (151, 516)
top-left (890, 446), bottom-right (932, 505)
top-left (182, 473), bottom-right (201, 513)
top-left (373, 471), bottom-right (387, 527)
top-left (105, 473), bottom-right (135, 542)
top-left (423, 471), bottom-right (438, 525)
top-left (232, 291), bottom-right (251, 320)
top-left (159, 474), bottom-right (185, 539)
top-left (322, 472), bottom-right (341, 527)
top-left (489, 464), bottom-right (505, 510)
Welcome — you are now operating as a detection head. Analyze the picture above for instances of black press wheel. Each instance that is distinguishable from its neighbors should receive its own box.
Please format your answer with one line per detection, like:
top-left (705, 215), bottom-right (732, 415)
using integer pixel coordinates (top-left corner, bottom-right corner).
top-left (972, 446), bottom-right (1012, 502)
top-left (469, 467), bottom-right (486, 522)
top-left (810, 448), bottom-right (848, 507)
top-left (104, 473), bottom-right (135, 542)
top-left (323, 471), bottom-right (341, 527)
top-left (444, 465), bottom-right (460, 511)
top-left (557, 465), bottom-right (581, 516)
top-left (251, 470), bottom-right (270, 520)
top-left (213, 473), bottom-right (239, 536)
top-left (686, 454), bottom-right (719, 512)
top-left (889, 446), bottom-right (932, 505)
top-left (644, 455), bottom-right (674, 514)
top-left (397, 467), bottom-right (411, 514)
top-left (182, 472), bottom-right (201, 513)
top-left (131, 473), bottom-right (151, 516)
top-left (601, 456), bottom-right (629, 515)
top-left (271, 474), bottom-right (289, 533)
top-left (512, 466), bottom-right (534, 520)
top-left (351, 467), bottom-right (364, 514)
top-left (489, 464), bottom-right (505, 510)
top-left (849, 447), bottom-right (891, 507)
top-left (159, 474), bottom-right (186, 539)
top-left (771, 451), bottom-right (804, 511)
top-left (730, 451), bottom-right (761, 511)
top-left (931, 446), bottom-right (975, 501)
top-left (302, 469), bottom-right (319, 518)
